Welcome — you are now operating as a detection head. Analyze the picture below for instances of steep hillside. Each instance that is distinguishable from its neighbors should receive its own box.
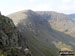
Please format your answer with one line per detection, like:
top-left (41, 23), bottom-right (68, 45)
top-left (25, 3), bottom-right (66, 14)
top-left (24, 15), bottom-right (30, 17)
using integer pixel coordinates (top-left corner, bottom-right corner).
top-left (8, 10), bottom-right (75, 56)
top-left (68, 14), bottom-right (75, 22)
top-left (69, 14), bottom-right (75, 19)
top-left (36, 12), bottom-right (75, 37)
top-left (0, 13), bottom-right (31, 56)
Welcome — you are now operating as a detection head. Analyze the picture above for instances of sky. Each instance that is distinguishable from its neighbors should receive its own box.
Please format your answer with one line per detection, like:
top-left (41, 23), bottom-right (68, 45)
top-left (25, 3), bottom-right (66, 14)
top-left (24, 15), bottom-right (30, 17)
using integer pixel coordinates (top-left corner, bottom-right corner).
top-left (0, 0), bottom-right (75, 15)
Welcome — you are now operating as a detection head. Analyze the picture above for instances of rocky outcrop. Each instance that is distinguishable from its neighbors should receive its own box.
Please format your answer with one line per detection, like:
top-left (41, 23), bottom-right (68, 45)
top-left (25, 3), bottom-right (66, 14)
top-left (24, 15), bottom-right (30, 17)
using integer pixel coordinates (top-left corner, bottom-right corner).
top-left (0, 13), bottom-right (31, 56)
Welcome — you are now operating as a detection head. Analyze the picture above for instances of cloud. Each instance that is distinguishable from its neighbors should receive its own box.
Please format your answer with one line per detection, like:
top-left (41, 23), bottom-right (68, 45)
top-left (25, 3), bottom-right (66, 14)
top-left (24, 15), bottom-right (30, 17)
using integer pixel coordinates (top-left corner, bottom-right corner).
top-left (56, 3), bottom-right (75, 14)
top-left (0, 0), bottom-right (75, 15)
top-left (28, 0), bottom-right (36, 3)
top-left (33, 4), bottom-right (53, 11)
top-left (62, 0), bottom-right (71, 3)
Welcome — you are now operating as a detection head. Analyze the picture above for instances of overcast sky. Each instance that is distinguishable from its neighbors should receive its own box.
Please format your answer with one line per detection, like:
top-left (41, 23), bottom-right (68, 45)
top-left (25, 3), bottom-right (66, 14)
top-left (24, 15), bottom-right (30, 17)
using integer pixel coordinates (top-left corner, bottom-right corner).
top-left (0, 0), bottom-right (75, 15)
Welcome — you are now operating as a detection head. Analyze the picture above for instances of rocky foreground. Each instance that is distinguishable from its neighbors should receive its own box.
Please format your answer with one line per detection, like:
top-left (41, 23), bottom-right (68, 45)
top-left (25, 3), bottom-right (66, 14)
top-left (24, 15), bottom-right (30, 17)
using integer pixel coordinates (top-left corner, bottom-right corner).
top-left (0, 13), bottom-right (31, 56)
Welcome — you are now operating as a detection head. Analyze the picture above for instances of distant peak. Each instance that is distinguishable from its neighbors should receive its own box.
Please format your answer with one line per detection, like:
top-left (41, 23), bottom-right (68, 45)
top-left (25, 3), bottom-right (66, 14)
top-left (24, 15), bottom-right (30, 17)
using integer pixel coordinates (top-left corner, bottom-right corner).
top-left (26, 9), bottom-right (32, 11)
top-left (20, 9), bottom-right (33, 13)
top-left (24, 10), bottom-right (33, 13)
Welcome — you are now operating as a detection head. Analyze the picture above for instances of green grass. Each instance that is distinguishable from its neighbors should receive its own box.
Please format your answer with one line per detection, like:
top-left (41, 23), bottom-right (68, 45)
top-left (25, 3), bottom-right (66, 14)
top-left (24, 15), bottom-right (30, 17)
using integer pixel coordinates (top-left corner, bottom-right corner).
top-left (26, 36), bottom-right (58, 56)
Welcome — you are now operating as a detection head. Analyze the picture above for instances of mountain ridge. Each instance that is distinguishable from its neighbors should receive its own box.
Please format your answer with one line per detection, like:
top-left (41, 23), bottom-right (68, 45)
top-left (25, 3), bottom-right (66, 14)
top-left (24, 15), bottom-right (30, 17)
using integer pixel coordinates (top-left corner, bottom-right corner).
top-left (8, 10), bottom-right (75, 56)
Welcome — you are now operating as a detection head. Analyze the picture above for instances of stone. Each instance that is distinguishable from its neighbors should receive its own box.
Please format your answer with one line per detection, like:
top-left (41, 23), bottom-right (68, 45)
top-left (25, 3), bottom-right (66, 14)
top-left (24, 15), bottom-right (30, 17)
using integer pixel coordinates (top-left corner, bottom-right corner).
top-left (0, 14), bottom-right (31, 56)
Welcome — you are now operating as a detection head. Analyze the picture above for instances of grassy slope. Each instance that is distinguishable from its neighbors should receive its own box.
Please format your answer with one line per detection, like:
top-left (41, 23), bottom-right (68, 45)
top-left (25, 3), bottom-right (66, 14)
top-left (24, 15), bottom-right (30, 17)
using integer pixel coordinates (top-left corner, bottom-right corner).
top-left (21, 30), bottom-right (58, 56)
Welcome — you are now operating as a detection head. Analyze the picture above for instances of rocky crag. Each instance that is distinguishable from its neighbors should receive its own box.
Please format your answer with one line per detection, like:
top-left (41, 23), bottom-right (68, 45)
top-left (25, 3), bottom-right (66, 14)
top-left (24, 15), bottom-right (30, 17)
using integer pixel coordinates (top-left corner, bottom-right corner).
top-left (0, 13), bottom-right (31, 56)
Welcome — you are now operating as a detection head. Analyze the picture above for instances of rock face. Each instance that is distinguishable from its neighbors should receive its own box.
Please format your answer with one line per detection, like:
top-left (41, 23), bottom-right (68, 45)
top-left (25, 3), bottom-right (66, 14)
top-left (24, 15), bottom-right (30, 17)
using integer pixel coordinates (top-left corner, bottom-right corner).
top-left (0, 13), bottom-right (31, 56)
